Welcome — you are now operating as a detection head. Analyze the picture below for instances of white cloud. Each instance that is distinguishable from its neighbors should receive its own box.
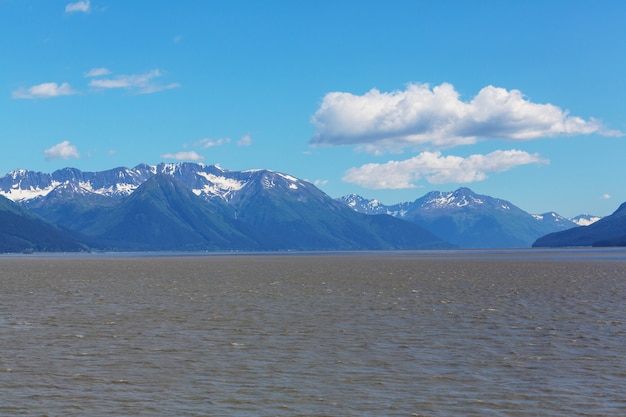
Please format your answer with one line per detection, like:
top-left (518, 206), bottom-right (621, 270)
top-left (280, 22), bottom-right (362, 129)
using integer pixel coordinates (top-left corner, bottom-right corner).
top-left (161, 151), bottom-right (205, 161)
top-left (343, 149), bottom-right (548, 189)
top-left (314, 179), bottom-right (328, 187)
top-left (196, 137), bottom-right (231, 148)
top-left (89, 69), bottom-right (180, 94)
top-left (138, 82), bottom-right (181, 95)
top-left (65, 0), bottom-right (90, 13)
top-left (12, 82), bottom-right (77, 99)
top-left (602, 193), bottom-right (612, 200)
top-left (237, 134), bottom-right (252, 146)
top-left (85, 67), bottom-right (111, 77)
top-left (44, 141), bottom-right (80, 161)
top-left (311, 83), bottom-right (621, 152)
top-left (193, 134), bottom-right (252, 149)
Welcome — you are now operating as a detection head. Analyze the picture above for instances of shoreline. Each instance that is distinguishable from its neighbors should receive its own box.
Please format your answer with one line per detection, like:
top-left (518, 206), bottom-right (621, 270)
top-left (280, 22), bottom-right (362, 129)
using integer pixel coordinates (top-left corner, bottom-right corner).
top-left (2, 246), bottom-right (626, 261)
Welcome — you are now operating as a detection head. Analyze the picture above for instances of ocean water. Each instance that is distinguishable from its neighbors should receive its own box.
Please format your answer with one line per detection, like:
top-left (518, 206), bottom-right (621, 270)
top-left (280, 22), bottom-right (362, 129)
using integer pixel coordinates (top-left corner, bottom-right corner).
top-left (1, 250), bottom-right (625, 416)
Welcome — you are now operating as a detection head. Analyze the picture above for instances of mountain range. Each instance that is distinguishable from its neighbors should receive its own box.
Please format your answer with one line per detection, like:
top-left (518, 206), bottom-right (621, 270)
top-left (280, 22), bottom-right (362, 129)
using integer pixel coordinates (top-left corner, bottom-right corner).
top-left (533, 202), bottom-right (626, 247)
top-left (337, 188), bottom-right (580, 248)
top-left (0, 162), bottom-right (617, 253)
top-left (0, 163), bottom-right (449, 252)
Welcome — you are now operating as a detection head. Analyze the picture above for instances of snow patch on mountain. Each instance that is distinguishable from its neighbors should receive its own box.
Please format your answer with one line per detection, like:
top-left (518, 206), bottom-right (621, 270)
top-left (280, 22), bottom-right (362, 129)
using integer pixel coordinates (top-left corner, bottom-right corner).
top-left (424, 191), bottom-right (485, 210)
top-left (428, 195), bottom-right (456, 207)
top-left (262, 176), bottom-right (275, 189)
top-left (2, 180), bottom-right (61, 201)
top-left (158, 163), bottom-right (185, 175)
top-left (193, 172), bottom-right (245, 200)
top-left (278, 173), bottom-right (298, 183)
top-left (0, 163), bottom-right (311, 205)
top-left (533, 212), bottom-right (571, 224)
top-left (9, 169), bottom-right (28, 179)
top-left (276, 173), bottom-right (301, 190)
top-left (570, 214), bottom-right (602, 226)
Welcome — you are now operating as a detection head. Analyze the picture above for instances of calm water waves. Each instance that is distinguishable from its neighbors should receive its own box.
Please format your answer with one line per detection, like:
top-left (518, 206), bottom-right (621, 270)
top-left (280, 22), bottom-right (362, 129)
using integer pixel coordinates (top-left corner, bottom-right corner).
top-left (1, 250), bottom-right (625, 416)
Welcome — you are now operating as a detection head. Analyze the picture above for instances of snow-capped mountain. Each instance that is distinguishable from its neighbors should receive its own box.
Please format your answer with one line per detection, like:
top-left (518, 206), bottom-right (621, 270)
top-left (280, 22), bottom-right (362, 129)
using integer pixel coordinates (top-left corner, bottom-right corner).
top-left (570, 214), bottom-right (602, 226)
top-left (340, 188), bottom-right (526, 217)
top-left (338, 194), bottom-right (411, 217)
top-left (532, 212), bottom-right (577, 227)
top-left (0, 165), bottom-right (151, 201)
top-left (2, 163), bottom-right (601, 251)
top-left (0, 163), bottom-right (450, 252)
top-left (410, 187), bottom-right (520, 214)
top-left (416, 187), bottom-right (493, 209)
top-left (0, 163), bottom-right (293, 204)
top-left (339, 188), bottom-right (578, 248)
top-left (534, 203), bottom-right (626, 247)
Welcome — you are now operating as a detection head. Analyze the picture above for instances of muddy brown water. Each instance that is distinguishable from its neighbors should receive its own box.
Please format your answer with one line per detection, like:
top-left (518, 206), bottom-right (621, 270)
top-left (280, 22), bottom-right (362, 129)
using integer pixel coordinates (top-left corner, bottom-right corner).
top-left (2, 251), bottom-right (625, 416)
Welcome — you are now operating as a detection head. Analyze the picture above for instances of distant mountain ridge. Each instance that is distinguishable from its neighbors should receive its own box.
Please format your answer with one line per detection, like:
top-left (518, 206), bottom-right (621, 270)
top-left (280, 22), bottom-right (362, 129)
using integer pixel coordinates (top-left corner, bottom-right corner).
top-left (533, 202), bottom-right (626, 247)
top-left (338, 188), bottom-right (580, 248)
top-left (1, 163), bottom-right (612, 252)
top-left (0, 195), bottom-right (85, 253)
top-left (0, 163), bottom-right (450, 252)
top-left (1, 163), bottom-right (248, 203)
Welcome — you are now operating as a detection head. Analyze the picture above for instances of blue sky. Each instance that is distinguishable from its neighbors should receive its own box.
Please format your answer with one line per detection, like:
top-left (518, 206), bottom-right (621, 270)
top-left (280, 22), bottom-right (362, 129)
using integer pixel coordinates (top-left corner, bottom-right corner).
top-left (2, 1), bottom-right (625, 217)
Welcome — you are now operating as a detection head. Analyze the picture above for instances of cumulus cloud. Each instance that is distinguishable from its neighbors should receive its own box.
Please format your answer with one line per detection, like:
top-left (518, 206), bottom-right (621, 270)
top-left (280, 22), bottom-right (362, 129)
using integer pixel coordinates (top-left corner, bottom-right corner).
top-left (89, 69), bottom-right (180, 94)
top-left (311, 83), bottom-right (621, 152)
top-left (65, 0), bottom-right (90, 13)
top-left (161, 151), bottom-right (205, 161)
top-left (85, 67), bottom-right (111, 77)
top-left (44, 141), bottom-right (80, 161)
top-left (602, 193), bottom-right (612, 200)
top-left (237, 134), bottom-right (252, 146)
top-left (12, 82), bottom-right (77, 99)
top-left (342, 149), bottom-right (548, 189)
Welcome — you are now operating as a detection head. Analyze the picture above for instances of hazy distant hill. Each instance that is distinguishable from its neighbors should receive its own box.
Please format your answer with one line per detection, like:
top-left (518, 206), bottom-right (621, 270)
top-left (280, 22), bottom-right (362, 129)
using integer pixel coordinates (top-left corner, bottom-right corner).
top-left (0, 164), bottom-right (451, 251)
top-left (533, 202), bottom-right (626, 247)
top-left (339, 188), bottom-right (577, 248)
top-left (0, 195), bottom-right (85, 253)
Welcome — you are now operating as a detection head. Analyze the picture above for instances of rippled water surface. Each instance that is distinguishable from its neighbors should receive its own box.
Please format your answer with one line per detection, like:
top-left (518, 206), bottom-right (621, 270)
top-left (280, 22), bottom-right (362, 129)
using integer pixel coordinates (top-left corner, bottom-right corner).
top-left (2, 251), bottom-right (626, 416)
